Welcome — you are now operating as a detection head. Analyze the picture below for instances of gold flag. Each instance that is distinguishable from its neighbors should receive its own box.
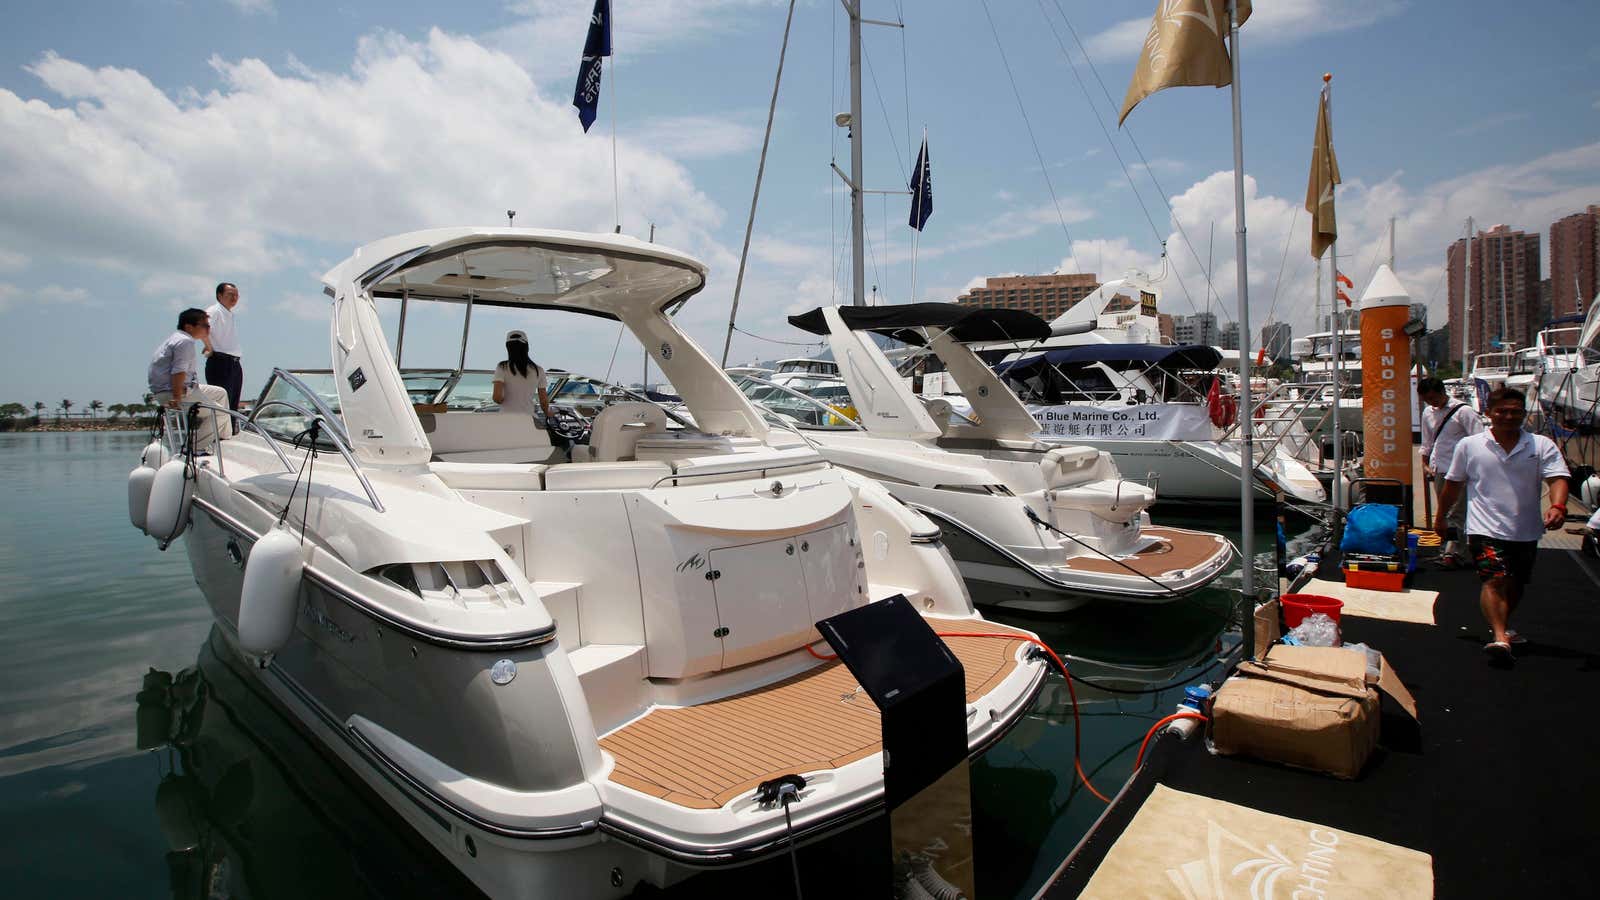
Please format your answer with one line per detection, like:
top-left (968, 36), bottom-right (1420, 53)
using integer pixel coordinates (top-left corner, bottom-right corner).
top-left (1305, 87), bottom-right (1341, 259)
top-left (1118, 0), bottom-right (1251, 126)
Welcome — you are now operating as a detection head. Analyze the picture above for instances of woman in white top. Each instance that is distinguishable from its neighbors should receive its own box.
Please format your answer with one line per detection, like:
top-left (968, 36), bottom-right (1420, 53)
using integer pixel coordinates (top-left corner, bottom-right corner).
top-left (492, 330), bottom-right (566, 452)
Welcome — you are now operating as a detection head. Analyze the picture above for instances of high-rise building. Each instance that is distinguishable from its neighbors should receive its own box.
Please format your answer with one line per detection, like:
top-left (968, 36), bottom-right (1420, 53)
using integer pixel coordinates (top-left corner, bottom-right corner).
top-left (1549, 204), bottom-right (1599, 320)
top-left (1446, 224), bottom-right (1541, 360)
top-left (954, 273), bottom-right (1100, 321)
top-left (1260, 322), bottom-right (1293, 363)
top-left (1157, 313), bottom-right (1175, 344)
top-left (1173, 311), bottom-right (1219, 346)
top-left (1219, 321), bottom-right (1240, 351)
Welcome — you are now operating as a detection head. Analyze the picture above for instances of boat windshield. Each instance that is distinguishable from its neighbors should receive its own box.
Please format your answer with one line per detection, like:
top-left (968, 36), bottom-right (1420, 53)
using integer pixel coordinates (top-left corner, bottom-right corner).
top-left (1308, 335), bottom-right (1361, 360)
top-left (734, 376), bottom-right (862, 430)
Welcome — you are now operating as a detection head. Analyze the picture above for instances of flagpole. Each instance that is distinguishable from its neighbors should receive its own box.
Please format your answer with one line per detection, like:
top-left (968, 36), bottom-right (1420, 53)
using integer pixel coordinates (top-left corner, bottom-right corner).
top-left (610, 13), bottom-right (621, 233)
top-left (910, 126), bottom-right (926, 304)
top-left (1324, 74), bottom-right (1343, 512)
top-left (1228, 0), bottom-right (1257, 658)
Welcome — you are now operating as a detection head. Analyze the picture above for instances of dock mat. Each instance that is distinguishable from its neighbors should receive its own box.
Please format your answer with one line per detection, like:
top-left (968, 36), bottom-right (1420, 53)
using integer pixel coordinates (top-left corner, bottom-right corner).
top-left (1299, 577), bottom-right (1439, 625)
top-left (1078, 784), bottom-right (1433, 899)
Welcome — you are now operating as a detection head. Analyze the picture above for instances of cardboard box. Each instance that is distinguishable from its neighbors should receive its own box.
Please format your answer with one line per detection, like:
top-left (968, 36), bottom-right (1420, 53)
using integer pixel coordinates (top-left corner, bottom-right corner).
top-left (1252, 599), bottom-right (1281, 656)
top-left (1210, 644), bottom-right (1417, 779)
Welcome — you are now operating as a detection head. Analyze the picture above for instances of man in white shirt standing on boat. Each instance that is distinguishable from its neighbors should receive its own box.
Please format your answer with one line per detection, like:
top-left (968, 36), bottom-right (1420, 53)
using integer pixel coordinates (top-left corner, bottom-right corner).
top-left (203, 282), bottom-right (244, 411)
top-left (1418, 377), bottom-right (1484, 567)
top-left (1434, 388), bottom-right (1569, 664)
top-left (148, 308), bottom-right (231, 451)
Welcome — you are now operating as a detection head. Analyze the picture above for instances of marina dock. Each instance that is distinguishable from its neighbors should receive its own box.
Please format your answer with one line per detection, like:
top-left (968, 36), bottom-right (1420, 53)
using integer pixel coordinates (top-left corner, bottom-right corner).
top-left (1038, 495), bottom-right (1600, 897)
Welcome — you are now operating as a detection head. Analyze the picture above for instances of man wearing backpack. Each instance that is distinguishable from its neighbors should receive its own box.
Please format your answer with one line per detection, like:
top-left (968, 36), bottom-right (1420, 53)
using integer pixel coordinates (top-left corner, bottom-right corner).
top-left (1418, 377), bottom-right (1484, 567)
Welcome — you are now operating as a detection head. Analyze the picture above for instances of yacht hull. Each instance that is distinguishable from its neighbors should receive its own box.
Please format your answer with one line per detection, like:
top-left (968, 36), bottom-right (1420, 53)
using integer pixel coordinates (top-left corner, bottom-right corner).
top-left (1052, 438), bottom-right (1325, 505)
top-left (179, 485), bottom-right (1047, 898)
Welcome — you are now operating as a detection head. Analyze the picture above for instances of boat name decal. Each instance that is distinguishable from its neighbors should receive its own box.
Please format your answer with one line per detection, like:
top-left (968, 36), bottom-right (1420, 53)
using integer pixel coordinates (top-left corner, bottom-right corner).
top-left (302, 600), bottom-right (357, 643)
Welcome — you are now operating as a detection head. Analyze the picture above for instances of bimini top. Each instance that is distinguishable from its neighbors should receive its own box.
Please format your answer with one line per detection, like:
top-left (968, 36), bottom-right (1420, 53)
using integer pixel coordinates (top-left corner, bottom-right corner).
top-left (788, 303), bottom-right (1052, 347)
top-left (320, 227), bottom-right (708, 320)
top-left (996, 343), bottom-right (1222, 377)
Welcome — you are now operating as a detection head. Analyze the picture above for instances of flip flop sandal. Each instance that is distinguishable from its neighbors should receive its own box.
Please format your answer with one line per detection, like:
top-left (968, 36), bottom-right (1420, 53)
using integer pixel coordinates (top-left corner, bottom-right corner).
top-left (1483, 641), bottom-right (1514, 662)
top-left (1505, 630), bottom-right (1527, 645)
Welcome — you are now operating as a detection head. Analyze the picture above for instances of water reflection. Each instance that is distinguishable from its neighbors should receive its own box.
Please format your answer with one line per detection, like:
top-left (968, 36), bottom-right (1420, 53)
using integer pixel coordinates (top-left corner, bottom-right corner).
top-left (136, 628), bottom-right (482, 900)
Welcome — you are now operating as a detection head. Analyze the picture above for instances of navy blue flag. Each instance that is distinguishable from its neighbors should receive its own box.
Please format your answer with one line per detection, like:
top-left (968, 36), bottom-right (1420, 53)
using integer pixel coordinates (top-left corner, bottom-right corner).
top-left (573, 0), bottom-right (612, 133)
top-left (908, 136), bottom-right (933, 231)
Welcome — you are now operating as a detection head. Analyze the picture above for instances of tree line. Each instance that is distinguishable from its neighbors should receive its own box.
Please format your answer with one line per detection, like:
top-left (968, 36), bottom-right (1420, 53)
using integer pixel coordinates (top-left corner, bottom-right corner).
top-left (0, 395), bottom-right (162, 430)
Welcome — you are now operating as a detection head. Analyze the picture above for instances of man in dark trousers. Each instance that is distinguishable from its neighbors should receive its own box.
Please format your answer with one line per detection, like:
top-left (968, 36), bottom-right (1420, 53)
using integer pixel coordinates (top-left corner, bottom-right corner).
top-left (1434, 388), bottom-right (1569, 663)
top-left (203, 282), bottom-right (244, 410)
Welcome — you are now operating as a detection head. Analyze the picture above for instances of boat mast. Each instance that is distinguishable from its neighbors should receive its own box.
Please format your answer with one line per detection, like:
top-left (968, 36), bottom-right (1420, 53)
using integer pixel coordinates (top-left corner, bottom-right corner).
top-left (1462, 216), bottom-right (1473, 376)
top-left (847, 1), bottom-right (866, 307)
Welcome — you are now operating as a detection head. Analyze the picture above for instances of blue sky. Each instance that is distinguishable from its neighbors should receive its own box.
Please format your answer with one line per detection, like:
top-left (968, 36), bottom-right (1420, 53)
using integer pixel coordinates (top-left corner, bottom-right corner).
top-left (2, 0), bottom-right (1597, 408)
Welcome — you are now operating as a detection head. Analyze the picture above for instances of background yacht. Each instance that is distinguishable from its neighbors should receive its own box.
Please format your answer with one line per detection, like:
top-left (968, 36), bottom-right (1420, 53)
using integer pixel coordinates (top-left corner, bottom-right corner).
top-left (766, 303), bottom-right (1235, 614)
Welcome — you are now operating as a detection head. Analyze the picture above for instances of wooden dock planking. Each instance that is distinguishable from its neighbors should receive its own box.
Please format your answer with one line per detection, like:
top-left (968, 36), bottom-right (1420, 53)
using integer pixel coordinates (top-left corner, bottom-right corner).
top-left (598, 618), bottom-right (1031, 809)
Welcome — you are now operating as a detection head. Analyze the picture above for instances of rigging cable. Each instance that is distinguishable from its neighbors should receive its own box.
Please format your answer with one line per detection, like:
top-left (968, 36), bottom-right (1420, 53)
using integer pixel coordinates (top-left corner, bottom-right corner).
top-left (720, 0), bottom-right (799, 366)
top-left (1031, 0), bottom-right (1200, 314)
top-left (1047, 0), bottom-right (1233, 319)
top-left (978, 0), bottom-right (1082, 273)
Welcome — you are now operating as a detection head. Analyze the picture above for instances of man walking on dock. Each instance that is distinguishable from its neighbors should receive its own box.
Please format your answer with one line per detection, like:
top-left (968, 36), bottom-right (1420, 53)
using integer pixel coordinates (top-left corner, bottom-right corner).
top-left (1418, 377), bottom-right (1483, 566)
top-left (1434, 388), bottom-right (1569, 663)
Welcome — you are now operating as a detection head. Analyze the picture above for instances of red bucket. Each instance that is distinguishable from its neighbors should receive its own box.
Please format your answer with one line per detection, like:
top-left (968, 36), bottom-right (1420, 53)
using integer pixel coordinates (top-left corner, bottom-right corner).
top-left (1280, 594), bottom-right (1343, 629)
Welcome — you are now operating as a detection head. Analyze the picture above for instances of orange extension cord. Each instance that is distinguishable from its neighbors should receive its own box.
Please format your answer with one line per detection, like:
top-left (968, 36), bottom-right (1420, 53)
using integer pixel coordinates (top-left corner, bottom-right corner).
top-left (808, 631), bottom-right (1114, 804)
top-left (1134, 711), bottom-right (1209, 770)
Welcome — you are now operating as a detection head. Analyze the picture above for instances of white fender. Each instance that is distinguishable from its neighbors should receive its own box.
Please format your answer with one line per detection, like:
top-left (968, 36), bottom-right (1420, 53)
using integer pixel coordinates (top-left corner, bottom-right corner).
top-left (1581, 474), bottom-right (1599, 510)
top-left (238, 526), bottom-right (307, 656)
top-left (128, 466), bottom-right (157, 533)
top-left (146, 459), bottom-right (193, 543)
top-left (140, 440), bottom-right (165, 468)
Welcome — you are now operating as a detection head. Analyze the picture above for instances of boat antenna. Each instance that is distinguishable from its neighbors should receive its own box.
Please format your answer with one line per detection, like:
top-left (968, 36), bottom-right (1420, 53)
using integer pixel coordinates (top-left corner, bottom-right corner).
top-left (507, 210), bottom-right (516, 227)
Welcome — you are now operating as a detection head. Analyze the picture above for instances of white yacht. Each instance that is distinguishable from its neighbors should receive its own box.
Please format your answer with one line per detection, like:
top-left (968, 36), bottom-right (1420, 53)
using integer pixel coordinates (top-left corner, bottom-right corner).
top-left (1538, 302), bottom-right (1600, 431)
top-left (945, 273), bottom-right (1324, 504)
top-left (767, 357), bottom-right (840, 388)
top-left (126, 228), bottom-right (1048, 899)
top-left (763, 303), bottom-right (1235, 614)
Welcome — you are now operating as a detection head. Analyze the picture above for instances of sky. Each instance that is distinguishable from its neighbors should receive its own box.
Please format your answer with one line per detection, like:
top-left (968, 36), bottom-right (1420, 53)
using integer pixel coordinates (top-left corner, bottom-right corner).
top-left (1, 0), bottom-right (1597, 408)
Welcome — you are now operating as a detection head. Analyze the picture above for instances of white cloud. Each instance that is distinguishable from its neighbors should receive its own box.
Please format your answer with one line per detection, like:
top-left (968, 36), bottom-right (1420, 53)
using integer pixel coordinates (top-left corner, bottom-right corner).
top-left (224, 0), bottom-right (275, 15)
top-left (631, 112), bottom-right (762, 160)
top-left (1083, 141), bottom-right (1600, 342)
top-left (486, 0), bottom-right (779, 83)
top-left (276, 293), bottom-right (331, 321)
top-left (1085, 1), bottom-right (1408, 62)
top-left (37, 284), bottom-right (91, 304)
top-left (0, 30), bottom-right (723, 289)
top-left (0, 249), bottom-right (26, 272)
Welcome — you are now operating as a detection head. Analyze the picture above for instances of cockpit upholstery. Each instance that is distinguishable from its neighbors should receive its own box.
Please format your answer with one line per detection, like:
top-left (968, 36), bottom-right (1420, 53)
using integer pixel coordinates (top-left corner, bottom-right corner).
top-left (588, 402), bottom-right (670, 462)
top-left (421, 411), bottom-right (555, 464)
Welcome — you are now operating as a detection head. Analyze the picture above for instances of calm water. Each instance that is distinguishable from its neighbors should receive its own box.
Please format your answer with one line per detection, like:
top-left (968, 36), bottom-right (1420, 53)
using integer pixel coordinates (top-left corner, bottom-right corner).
top-left (0, 431), bottom-right (1264, 899)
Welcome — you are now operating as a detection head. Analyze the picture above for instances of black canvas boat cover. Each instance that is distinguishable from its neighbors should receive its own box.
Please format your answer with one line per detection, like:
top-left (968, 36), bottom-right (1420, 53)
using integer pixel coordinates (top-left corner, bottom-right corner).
top-left (994, 343), bottom-right (1222, 376)
top-left (787, 303), bottom-right (1052, 346)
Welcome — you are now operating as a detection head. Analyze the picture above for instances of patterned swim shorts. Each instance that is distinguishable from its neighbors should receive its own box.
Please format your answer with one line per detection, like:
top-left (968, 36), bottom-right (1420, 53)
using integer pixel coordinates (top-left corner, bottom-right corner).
top-left (1467, 536), bottom-right (1538, 585)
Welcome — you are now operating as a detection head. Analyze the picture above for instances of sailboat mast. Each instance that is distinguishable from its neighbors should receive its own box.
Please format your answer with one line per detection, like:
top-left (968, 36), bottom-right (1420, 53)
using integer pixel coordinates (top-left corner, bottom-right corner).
top-left (847, 2), bottom-right (866, 307)
top-left (1462, 216), bottom-right (1473, 376)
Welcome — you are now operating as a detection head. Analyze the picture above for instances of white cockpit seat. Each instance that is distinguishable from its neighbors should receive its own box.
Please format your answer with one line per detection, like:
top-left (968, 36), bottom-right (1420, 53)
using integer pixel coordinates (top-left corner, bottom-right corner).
top-left (588, 402), bottom-right (670, 462)
top-left (421, 411), bottom-right (555, 464)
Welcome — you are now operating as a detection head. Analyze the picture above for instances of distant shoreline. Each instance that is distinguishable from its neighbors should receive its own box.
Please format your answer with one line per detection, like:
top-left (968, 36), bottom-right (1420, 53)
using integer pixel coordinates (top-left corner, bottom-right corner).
top-left (1, 421), bottom-right (153, 434)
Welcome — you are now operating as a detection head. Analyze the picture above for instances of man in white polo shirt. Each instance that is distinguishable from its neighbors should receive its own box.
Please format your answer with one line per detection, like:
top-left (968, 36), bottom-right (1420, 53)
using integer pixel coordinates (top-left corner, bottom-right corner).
top-left (1435, 388), bottom-right (1569, 663)
top-left (203, 282), bottom-right (244, 411)
top-left (1418, 376), bottom-right (1484, 566)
